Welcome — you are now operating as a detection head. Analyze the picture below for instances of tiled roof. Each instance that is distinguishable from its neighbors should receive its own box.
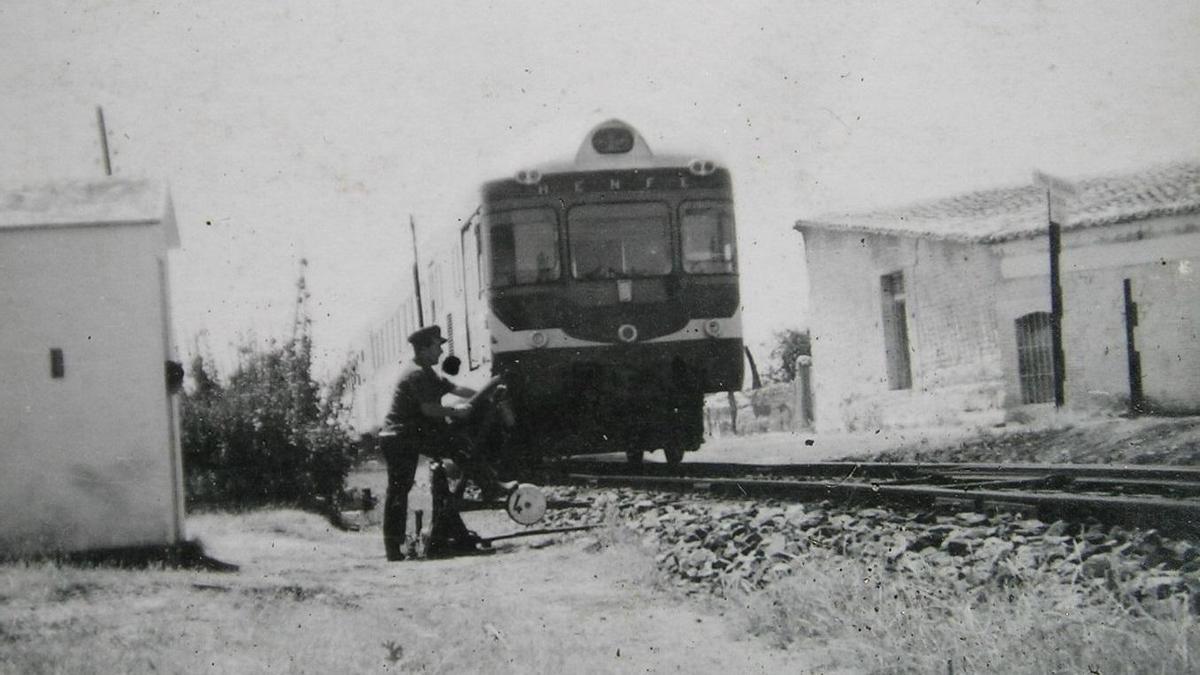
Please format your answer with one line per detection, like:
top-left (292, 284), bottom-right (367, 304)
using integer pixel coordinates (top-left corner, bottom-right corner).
top-left (797, 161), bottom-right (1200, 243)
top-left (0, 177), bottom-right (169, 229)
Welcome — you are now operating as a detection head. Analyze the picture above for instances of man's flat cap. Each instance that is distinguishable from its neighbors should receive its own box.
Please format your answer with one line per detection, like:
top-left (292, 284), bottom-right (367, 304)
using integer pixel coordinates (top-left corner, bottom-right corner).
top-left (408, 325), bottom-right (448, 347)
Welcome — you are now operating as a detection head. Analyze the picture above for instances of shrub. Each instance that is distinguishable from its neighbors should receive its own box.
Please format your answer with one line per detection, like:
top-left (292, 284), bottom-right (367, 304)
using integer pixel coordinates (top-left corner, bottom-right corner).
top-left (179, 263), bottom-right (358, 514)
top-left (766, 328), bottom-right (810, 383)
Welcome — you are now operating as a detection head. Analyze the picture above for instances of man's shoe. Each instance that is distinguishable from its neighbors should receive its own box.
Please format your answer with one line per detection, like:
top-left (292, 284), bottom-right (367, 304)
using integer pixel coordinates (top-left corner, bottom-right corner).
top-left (386, 552), bottom-right (406, 562)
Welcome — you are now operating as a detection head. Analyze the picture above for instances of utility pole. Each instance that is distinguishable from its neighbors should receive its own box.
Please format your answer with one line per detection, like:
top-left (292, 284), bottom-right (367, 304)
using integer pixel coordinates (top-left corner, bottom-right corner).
top-left (96, 106), bottom-right (112, 176)
top-left (1048, 218), bottom-right (1065, 408)
top-left (1033, 170), bottom-right (1078, 409)
top-left (410, 214), bottom-right (425, 328)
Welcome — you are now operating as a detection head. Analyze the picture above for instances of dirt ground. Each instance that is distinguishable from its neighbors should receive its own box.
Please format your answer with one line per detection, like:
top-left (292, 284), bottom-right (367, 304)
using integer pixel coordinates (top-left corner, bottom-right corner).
top-left (188, 507), bottom-right (826, 674)
top-left (8, 416), bottom-right (1198, 673)
top-left (317, 414), bottom-right (1200, 672)
top-left (681, 414), bottom-right (1200, 466)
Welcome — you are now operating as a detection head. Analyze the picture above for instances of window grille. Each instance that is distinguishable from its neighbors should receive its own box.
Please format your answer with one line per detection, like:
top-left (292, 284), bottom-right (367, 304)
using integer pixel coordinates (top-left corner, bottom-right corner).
top-left (1015, 312), bottom-right (1055, 404)
top-left (880, 271), bottom-right (913, 390)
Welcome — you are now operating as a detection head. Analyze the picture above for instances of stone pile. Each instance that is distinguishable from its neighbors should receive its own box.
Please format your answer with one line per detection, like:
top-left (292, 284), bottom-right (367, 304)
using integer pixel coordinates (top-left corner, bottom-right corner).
top-left (541, 486), bottom-right (1200, 608)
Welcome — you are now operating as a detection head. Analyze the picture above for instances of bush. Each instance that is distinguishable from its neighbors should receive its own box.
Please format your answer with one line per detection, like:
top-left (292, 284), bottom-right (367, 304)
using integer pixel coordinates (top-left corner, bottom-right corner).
top-left (180, 264), bottom-right (358, 514)
top-left (766, 328), bottom-right (810, 383)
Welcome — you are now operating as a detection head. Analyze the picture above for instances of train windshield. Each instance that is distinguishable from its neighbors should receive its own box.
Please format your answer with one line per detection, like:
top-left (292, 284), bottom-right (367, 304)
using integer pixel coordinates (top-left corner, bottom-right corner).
top-left (568, 202), bottom-right (671, 280)
top-left (680, 201), bottom-right (736, 274)
top-left (486, 208), bottom-right (560, 287)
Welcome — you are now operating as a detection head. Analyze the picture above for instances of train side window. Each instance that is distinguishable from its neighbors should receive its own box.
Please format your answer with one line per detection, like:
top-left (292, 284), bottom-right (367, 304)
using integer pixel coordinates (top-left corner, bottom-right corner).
top-left (680, 201), bottom-right (736, 274)
top-left (486, 208), bottom-right (560, 287)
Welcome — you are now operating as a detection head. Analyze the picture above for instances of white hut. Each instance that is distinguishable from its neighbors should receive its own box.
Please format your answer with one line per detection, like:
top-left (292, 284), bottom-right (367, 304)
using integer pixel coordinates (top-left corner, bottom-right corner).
top-left (0, 177), bottom-right (185, 555)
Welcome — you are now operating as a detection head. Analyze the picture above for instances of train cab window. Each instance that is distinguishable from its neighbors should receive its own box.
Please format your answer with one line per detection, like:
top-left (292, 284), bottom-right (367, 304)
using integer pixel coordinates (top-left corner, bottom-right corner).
top-left (486, 208), bottom-right (560, 287)
top-left (568, 202), bottom-right (671, 279)
top-left (680, 201), bottom-right (736, 274)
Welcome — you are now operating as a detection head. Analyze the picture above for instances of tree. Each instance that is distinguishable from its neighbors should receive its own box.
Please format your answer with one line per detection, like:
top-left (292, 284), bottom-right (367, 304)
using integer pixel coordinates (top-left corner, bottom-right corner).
top-left (766, 328), bottom-right (811, 383)
top-left (179, 261), bottom-right (359, 515)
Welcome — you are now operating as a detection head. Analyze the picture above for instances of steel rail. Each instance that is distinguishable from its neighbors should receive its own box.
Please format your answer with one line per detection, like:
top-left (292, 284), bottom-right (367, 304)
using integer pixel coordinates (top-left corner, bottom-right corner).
top-left (937, 473), bottom-right (1200, 497)
top-left (561, 472), bottom-right (1200, 538)
top-left (551, 459), bottom-right (1200, 483)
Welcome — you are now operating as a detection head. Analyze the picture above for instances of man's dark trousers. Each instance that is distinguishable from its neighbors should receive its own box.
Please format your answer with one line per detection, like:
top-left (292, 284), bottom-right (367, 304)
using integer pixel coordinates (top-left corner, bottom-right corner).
top-left (382, 435), bottom-right (419, 560)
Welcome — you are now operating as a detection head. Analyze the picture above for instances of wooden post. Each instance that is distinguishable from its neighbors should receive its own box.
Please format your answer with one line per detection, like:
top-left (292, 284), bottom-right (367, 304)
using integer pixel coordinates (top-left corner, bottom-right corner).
top-left (96, 106), bottom-right (112, 176)
top-left (1049, 217), bottom-right (1065, 408)
top-left (1034, 170), bottom-right (1078, 409)
top-left (1123, 278), bottom-right (1143, 414)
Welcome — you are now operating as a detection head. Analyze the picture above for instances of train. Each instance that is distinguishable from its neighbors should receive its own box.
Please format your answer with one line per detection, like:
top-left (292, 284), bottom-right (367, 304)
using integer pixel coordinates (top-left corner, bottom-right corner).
top-left (351, 119), bottom-right (744, 468)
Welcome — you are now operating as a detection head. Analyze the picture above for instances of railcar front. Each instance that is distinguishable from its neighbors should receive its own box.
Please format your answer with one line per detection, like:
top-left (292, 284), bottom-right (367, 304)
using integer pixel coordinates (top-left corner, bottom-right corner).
top-left (479, 121), bottom-right (743, 464)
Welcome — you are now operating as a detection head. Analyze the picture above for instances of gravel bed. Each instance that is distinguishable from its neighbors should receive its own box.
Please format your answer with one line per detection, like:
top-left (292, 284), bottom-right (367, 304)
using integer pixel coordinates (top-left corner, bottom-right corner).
top-left (539, 485), bottom-right (1200, 610)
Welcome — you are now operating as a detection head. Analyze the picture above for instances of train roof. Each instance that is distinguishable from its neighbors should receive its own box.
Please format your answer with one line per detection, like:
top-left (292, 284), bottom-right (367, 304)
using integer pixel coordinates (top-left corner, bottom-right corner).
top-left (506, 119), bottom-right (725, 175)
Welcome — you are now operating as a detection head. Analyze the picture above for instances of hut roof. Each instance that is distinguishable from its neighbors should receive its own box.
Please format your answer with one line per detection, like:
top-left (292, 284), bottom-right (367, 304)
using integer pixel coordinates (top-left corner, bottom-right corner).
top-left (0, 177), bottom-right (178, 247)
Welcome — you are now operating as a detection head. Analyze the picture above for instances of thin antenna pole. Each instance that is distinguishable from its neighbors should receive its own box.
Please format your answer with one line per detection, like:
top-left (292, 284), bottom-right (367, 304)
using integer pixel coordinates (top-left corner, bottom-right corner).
top-left (96, 106), bottom-right (112, 176)
top-left (410, 214), bottom-right (425, 328)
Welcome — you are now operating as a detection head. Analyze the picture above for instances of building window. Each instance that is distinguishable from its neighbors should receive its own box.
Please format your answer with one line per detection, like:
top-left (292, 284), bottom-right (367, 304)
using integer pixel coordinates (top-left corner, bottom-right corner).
top-left (1015, 312), bottom-right (1054, 404)
top-left (880, 271), bottom-right (913, 390)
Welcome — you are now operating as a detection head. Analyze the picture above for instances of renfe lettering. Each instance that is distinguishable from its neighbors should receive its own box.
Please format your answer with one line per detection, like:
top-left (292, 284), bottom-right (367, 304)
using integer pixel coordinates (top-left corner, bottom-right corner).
top-left (494, 170), bottom-right (724, 199)
top-left (563, 176), bottom-right (693, 193)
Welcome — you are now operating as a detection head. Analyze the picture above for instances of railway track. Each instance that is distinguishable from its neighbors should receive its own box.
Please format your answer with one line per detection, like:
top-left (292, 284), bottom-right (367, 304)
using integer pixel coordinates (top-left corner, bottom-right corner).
top-left (546, 459), bottom-right (1200, 538)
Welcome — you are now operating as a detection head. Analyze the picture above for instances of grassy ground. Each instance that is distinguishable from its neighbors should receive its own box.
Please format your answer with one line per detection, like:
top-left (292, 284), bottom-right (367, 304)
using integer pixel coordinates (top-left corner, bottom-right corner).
top-left (0, 509), bottom-right (813, 674)
top-left (734, 548), bottom-right (1199, 674)
top-left (6, 416), bottom-right (1199, 673)
top-left (5, 502), bottom-right (1197, 674)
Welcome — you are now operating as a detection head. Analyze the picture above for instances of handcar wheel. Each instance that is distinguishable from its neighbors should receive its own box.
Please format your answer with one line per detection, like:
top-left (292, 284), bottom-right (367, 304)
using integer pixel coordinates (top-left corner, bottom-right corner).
top-left (663, 446), bottom-right (685, 467)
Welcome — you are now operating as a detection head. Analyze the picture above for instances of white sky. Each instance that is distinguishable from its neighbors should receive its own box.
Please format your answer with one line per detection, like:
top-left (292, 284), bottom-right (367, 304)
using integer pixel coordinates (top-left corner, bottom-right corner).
top-left (2, 0), bottom-right (1198, 375)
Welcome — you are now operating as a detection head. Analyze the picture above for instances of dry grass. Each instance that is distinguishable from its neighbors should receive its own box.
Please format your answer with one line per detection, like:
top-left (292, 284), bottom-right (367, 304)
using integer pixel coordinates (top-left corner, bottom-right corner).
top-left (0, 509), bottom-right (695, 675)
top-left (0, 556), bottom-right (396, 674)
top-left (733, 548), bottom-right (1200, 674)
top-left (7, 504), bottom-right (1197, 673)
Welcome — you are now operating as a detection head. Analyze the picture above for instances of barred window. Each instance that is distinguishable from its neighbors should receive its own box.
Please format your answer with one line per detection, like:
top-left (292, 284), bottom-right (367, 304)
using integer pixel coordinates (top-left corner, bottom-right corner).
top-left (1015, 312), bottom-right (1054, 404)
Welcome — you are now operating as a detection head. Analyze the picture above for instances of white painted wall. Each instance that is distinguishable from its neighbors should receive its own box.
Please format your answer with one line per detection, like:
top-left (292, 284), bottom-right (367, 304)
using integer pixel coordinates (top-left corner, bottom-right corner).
top-left (1060, 216), bottom-right (1200, 412)
top-left (802, 213), bottom-right (1200, 433)
top-left (801, 229), bottom-right (1008, 432)
top-left (0, 220), bottom-right (183, 554)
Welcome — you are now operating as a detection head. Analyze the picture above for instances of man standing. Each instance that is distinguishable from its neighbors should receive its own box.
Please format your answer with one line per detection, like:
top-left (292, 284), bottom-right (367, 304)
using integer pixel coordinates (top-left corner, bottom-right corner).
top-left (380, 325), bottom-right (477, 561)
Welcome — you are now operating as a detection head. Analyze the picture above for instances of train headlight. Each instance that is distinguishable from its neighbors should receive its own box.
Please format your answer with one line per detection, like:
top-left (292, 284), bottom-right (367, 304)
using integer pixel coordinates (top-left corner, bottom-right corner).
top-left (529, 331), bottom-right (548, 348)
top-left (688, 159), bottom-right (717, 176)
top-left (515, 168), bottom-right (542, 185)
top-left (617, 324), bottom-right (638, 343)
top-left (703, 319), bottom-right (723, 338)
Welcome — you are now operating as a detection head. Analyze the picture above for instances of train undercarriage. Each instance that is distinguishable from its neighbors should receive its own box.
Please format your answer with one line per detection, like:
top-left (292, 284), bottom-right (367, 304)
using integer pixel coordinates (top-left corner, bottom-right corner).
top-left (493, 344), bottom-right (737, 471)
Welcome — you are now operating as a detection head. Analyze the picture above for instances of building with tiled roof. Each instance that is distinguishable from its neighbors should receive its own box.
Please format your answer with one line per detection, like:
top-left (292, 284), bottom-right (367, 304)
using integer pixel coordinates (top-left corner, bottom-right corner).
top-left (802, 161), bottom-right (1200, 243)
top-left (795, 161), bottom-right (1200, 432)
